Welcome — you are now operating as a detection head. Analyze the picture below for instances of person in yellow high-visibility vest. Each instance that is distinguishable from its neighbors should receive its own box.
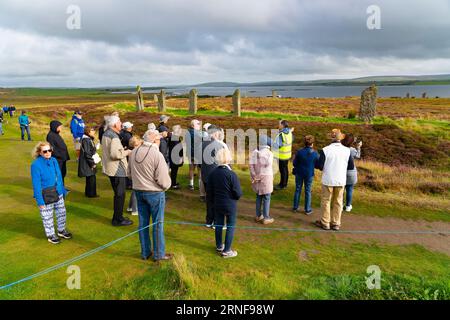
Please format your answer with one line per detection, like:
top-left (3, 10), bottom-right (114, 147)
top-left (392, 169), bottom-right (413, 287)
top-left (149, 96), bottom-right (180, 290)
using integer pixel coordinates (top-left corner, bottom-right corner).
top-left (273, 120), bottom-right (294, 190)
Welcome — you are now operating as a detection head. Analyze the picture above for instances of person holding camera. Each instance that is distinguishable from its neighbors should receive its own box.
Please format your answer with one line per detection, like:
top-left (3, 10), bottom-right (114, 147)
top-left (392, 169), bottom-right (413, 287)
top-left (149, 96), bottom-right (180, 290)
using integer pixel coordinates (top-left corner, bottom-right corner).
top-left (341, 133), bottom-right (362, 212)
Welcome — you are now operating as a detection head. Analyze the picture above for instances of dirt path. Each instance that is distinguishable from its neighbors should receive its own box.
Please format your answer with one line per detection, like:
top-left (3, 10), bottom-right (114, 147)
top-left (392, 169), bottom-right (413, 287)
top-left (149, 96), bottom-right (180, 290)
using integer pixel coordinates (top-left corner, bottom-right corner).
top-left (170, 191), bottom-right (450, 256)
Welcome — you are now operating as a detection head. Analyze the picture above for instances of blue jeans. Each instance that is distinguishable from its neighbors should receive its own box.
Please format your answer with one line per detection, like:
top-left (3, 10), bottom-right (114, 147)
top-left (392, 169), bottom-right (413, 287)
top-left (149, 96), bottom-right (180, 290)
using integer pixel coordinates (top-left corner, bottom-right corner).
top-left (345, 184), bottom-right (354, 207)
top-left (135, 191), bottom-right (166, 259)
top-left (293, 175), bottom-right (313, 212)
top-left (20, 126), bottom-right (31, 140)
top-left (256, 194), bottom-right (271, 219)
top-left (0, 122), bottom-right (3, 134)
top-left (214, 211), bottom-right (236, 252)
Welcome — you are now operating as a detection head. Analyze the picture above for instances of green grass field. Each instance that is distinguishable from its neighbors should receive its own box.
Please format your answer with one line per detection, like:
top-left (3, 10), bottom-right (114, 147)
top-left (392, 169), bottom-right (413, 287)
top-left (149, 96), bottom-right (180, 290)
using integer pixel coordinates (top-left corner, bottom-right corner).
top-left (0, 95), bottom-right (449, 300)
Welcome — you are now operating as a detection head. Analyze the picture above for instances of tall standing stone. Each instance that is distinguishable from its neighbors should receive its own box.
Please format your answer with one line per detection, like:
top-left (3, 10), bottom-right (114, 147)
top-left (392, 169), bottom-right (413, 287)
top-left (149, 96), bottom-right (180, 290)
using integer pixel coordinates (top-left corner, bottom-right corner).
top-left (136, 85), bottom-right (144, 111)
top-left (406, 92), bottom-right (410, 99)
top-left (158, 89), bottom-right (166, 112)
top-left (272, 90), bottom-right (277, 98)
top-left (189, 89), bottom-right (198, 114)
top-left (422, 92), bottom-right (427, 98)
top-left (359, 85), bottom-right (378, 122)
top-left (232, 89), bottom-right (241, 117)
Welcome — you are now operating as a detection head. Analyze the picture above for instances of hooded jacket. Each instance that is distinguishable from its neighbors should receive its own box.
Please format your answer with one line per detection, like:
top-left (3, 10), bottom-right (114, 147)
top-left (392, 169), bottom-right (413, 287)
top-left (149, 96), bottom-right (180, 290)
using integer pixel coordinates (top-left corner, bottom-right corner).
top-left (46, 120), bottom-right (70, 162)
top-left (70, 114), bottom-right (85, 140)
top-left (250, 146), bottom-right (274, 195)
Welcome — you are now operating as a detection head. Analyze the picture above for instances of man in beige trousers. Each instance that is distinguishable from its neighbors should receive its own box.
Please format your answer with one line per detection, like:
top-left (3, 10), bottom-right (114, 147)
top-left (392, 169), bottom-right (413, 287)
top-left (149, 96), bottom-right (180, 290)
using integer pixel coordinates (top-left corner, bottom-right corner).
top-left (314, 129), bottom-right (355, 231)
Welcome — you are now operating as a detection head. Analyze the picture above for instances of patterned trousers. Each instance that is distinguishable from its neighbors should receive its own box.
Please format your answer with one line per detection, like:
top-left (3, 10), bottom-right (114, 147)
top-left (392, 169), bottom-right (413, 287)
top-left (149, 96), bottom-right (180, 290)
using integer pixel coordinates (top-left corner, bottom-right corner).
top-left (39, 195), bottom-right (67, 237)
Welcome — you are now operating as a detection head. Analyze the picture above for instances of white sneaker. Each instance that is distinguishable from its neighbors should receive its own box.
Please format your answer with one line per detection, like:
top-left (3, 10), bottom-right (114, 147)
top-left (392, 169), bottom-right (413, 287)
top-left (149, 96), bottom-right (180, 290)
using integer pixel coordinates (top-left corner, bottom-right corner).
top-left (126, 208), bottom-right (132, 213)
top-left (131, 211), bottom-right (138, 216)
top-left (345, 205), bottom-right (352, 212)
top-left (221, 250), bottom-right (238, 258)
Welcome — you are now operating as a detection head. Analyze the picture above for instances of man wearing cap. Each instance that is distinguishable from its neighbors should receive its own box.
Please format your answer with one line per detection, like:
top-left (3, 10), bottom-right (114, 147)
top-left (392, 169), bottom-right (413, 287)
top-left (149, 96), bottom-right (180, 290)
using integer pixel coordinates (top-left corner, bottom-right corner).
top-left (70, 111), bottom-right (85, 159)
top-left (128, 129), bottom-right (172, 261)
top-left (101, 115), bottom-right (133, 227)
top-left (314, 129), bottom-right (354, 231)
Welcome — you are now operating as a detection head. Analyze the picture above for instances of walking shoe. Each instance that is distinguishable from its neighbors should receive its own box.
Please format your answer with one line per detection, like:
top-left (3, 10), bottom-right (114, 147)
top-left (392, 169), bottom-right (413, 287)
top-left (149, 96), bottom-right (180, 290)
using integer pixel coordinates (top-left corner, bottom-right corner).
top-left (292, 208), bottom-right (300, 213)
top-left (212, 224), bottom-right (227, 230)
top-left (263, 218), bottom-right (275, 225)
top-left (188, 184), bottom-right (195, 191)
top-left (57, 229), bottom-right (72, 239)
top-left (216, 244), bottom-right (225, 252)
top-left (131, 211), bottom-right (138, 216)
top-left (154, 253), bottom-right (173, 262)
top-left (112, 219), bottom-right (134, 226)
top-left (331, 225), bottom-right (340, 231)
top-left (171, 183), bottom-right (180, 190)
top-left (255, 215), bottom-right (264, 223)
top-left (314, 220), bottom-right (330, 230)
top-left (142, 252), bottom-right (153, 260)
top-left (304, 210), bottom-right (313, 216)
top-left (221, 250), bottom-right (238, 258)
top-left (344, 205), bottom-right (353, 212)
top-left (126, 208), bottom-right (133, 213)
top-left (47, 235), bottom-right (61, 244)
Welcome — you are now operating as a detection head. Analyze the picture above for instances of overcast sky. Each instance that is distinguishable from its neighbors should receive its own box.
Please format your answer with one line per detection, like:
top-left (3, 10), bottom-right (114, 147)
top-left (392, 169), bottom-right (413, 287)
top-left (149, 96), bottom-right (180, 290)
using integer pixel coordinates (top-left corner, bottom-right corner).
top-left (1, 0), bottom-right (450, 87)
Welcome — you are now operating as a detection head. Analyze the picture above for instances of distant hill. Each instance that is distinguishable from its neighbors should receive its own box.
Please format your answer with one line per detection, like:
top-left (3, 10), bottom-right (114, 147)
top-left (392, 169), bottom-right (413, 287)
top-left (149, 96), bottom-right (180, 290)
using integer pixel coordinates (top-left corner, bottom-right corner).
top-left (193, 74), bottom-right (450, 87)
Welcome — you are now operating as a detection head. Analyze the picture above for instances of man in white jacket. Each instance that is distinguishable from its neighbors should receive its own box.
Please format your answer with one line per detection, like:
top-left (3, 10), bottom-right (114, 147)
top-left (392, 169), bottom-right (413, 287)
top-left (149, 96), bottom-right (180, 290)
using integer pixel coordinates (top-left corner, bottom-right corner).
top-left (314, 129), bottom-right (354, 231)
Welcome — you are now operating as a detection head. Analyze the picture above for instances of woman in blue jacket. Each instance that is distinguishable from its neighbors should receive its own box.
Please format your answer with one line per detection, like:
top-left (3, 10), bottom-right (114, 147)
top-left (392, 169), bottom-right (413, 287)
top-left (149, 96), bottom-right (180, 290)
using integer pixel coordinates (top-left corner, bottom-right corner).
top-left (206, 148), bottom-right (242, 258)
top-left (292, 135), bottom-right (319, 214)
top-left (31, 142), bottom-right (72, 244)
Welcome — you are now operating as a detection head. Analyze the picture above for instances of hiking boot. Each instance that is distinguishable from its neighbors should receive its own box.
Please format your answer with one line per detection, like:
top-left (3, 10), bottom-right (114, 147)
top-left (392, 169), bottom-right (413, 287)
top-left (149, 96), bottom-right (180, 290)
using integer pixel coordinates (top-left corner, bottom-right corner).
top-left (255, 215), bottom-right (264, 223)
top-left (314, 220), bottom-right (330, 230)
top-left (47, 235), bottom-right (61, 244)
top-left (263, 218), bottom-right (275, 225)
top-left (222, 250), bottom-right (238, 258)
top-left (57, 229), bottom-right (72, 239)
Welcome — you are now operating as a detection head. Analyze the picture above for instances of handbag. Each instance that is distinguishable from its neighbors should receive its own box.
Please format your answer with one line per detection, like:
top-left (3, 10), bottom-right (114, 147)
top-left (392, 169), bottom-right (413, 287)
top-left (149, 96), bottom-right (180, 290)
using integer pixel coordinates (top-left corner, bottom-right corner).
top-left (41, 161), bottom-right (59, 205)
top-left (42, 186), bottom-right (59, 205)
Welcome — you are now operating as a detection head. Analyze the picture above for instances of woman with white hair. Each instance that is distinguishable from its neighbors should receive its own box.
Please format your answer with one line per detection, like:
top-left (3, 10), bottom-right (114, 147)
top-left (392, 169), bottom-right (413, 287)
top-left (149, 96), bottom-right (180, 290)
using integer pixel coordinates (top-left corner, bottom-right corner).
top-left (206, 148), bottom-right (242, 258)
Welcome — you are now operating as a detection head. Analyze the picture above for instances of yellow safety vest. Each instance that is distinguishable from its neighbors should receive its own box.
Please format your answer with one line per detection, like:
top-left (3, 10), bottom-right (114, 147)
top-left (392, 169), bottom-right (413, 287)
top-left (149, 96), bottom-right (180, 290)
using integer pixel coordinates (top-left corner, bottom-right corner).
top-left (274, 131), bottom-right (293, 160)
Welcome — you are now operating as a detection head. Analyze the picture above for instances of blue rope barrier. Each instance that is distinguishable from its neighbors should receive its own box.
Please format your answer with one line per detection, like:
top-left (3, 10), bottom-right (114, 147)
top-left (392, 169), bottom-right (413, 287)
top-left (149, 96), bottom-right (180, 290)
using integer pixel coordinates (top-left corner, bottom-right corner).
top-left (1, 220), bottom-right (448, 291)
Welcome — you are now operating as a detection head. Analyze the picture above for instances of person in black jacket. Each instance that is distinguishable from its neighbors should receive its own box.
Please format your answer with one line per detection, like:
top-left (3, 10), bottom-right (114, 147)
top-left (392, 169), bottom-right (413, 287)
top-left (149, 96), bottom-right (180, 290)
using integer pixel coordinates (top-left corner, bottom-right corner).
top-left (46, 120), bottom-right (70, 183)
top-left (207, 148), bottom-right (242, 259)
top-left (168, 125), bottom-right (184, 189)
top-left (78, 126), bottom-right (98, 198)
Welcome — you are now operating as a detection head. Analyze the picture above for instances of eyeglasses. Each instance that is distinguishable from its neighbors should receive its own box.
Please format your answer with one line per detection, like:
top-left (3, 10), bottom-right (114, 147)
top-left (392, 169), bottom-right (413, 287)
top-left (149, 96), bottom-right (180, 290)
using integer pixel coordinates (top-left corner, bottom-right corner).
top-left (41, 149), bottom-right (53, 154)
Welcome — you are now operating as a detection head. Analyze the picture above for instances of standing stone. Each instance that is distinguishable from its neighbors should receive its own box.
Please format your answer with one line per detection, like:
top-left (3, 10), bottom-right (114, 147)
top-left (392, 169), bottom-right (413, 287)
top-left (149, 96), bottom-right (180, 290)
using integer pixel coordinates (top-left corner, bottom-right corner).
top-left (359, 85), bottom-right (378, 122)
top-left (422, 92), bottom-right (427, 98)
top-left (406, 92), bottom-right (410, 99)
top-left (272, 90), bottom-right (277, 98)
top-left (153, 94), bottom-right (158, 102)
top-left (232, 89), bottom-right (241, 117)
top-left (136, 85), bottom-right (144, 111)
top-left (158, 89), bottom-right (166, 112)
top-left (189, 89), bottom-right (198, 114)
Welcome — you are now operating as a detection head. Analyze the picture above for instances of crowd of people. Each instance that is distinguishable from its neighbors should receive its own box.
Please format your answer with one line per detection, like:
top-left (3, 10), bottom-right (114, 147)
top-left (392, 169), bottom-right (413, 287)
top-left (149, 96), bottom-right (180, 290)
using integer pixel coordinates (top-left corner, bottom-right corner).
top-left (29, 110), bottom-right (362, 260)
